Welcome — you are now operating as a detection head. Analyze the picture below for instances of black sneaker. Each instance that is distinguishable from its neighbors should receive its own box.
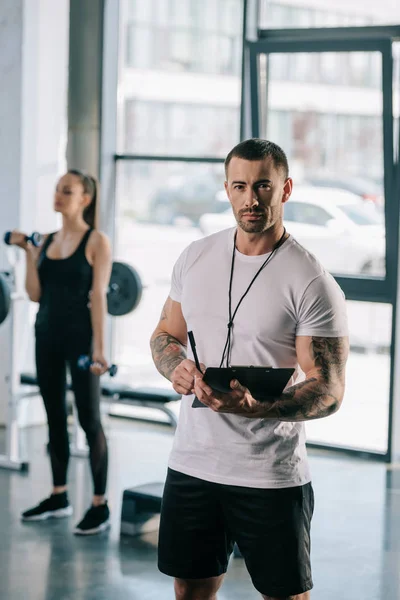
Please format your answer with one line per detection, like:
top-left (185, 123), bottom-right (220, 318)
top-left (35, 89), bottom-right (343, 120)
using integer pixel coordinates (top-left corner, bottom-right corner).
top-left (21, 492), bottom-right (73, 521)
top-left (74, 502), bottom-right (110, 536)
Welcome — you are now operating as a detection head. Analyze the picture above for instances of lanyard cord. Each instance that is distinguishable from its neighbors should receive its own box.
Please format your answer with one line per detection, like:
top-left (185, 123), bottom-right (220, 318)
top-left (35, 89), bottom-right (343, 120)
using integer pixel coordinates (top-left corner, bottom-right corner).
top-left (219, 227), bottom-right (287, 368)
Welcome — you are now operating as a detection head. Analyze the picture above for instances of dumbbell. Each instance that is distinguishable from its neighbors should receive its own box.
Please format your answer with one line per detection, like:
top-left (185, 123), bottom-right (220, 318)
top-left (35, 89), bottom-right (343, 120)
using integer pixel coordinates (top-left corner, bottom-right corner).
top-left (77, 355), bottom-right (118, 377)
top-left (4, 231), bottom-right (43, 248)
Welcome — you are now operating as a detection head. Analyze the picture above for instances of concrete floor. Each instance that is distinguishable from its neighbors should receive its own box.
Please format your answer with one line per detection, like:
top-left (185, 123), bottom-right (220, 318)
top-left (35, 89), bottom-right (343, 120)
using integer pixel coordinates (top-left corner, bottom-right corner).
top-left (0, 415), bottom-right (399, 600)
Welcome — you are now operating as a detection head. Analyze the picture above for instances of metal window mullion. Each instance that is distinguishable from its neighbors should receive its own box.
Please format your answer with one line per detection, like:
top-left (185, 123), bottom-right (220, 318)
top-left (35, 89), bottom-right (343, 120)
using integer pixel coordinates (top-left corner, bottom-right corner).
top-left (334, 278), bottom-right (392, 304)
top-left (257, 25), bottom-right (400, 43)
top-left (240, 0), bottom-right (259, 140)
top-left (382, 41), bottom-right (396, 291)
top-left (250, 37), bottom-right (390, 55)
top-left (386, 39), bottom-right (400, 463)
top-left (114, 154), bottom-right (225, 163)
top-left (249, 45), bottom-right (260, 137)
top-left (101, 0), bottom-right (120, 368)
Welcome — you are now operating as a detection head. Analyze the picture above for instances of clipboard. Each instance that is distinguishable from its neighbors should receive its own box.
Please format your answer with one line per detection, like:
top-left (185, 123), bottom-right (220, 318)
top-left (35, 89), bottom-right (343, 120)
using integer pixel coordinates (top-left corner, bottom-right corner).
top-left (192, 366), bottom-right (295, 408)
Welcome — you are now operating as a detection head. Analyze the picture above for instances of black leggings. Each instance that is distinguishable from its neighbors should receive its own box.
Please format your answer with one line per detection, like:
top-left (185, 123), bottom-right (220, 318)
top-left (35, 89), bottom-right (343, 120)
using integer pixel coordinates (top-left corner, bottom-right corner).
top-left (35, 329), bottom-right (108, 496)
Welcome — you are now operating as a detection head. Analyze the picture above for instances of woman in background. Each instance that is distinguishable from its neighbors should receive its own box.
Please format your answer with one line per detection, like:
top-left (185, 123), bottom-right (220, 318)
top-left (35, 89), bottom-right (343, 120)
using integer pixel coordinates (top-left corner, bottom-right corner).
top-left (10, 169), bottom-right (112, 535)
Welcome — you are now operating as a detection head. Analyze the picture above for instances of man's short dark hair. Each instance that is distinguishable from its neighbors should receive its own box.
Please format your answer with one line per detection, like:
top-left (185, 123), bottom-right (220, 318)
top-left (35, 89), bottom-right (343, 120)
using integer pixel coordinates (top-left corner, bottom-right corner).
top-left (224, 138), bottom-right (289, 179)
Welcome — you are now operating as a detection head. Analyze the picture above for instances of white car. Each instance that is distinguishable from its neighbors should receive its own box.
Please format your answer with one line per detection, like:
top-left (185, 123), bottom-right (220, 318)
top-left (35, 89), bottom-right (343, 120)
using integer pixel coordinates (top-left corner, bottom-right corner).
top-left (198, 186), bottom-right (385, 277)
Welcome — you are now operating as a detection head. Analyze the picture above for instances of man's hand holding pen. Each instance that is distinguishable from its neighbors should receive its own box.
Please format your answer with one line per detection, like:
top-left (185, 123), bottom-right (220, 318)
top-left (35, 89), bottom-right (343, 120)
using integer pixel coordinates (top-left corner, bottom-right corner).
top-left (171, 359), bottom-right (205, 396)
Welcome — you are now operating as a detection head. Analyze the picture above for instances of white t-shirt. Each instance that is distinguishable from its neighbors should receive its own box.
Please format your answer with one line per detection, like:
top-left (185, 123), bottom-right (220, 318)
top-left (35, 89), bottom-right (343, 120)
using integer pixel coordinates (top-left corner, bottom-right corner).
top-left (168, 228), bottom-right (348, 488)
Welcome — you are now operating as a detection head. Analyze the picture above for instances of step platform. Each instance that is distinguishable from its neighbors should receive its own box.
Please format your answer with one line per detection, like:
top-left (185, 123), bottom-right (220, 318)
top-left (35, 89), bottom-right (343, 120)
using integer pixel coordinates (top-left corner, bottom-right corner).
top-left (120, 481), bottom-right (243, 558)
top-left (120, 482), bottom-right (164, 536)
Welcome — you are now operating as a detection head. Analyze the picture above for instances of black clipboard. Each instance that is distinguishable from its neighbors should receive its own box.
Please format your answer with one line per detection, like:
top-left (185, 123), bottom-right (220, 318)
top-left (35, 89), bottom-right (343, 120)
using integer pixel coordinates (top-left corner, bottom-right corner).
top-left (192, 366), bottom-right (295, 408)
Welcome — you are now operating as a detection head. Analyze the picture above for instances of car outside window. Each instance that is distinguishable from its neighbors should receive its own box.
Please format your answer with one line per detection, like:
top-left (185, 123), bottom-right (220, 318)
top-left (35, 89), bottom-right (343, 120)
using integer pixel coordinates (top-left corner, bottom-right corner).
top-left (284, 202), bottom-right (332, 226)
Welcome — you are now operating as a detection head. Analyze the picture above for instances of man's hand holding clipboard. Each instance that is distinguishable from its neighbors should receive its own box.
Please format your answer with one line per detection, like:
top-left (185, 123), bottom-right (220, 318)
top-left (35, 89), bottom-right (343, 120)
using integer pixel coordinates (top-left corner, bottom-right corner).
top-left (188, 330), bottom-right (294, 415)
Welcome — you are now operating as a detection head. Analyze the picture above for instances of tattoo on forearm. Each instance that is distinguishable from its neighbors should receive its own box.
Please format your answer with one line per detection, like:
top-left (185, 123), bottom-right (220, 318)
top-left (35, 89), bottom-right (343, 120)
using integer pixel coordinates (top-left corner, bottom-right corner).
top-left (278, 380), bottom-right (338, 421)
top-left (271, 336), bottom-right (348, 422)
top-left (150, 333), bottom-right (186, 381)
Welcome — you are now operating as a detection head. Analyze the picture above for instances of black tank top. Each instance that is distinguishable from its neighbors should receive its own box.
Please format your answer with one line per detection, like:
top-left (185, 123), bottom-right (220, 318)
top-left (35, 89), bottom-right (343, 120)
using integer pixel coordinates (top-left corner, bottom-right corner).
top-left (35, 229), bottom-right (93, 334)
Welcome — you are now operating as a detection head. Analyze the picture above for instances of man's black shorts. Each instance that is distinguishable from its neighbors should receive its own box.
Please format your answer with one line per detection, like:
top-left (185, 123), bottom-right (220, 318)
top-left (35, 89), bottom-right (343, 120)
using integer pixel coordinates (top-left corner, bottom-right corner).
top-left (158, 468), bottom-right (314, 597)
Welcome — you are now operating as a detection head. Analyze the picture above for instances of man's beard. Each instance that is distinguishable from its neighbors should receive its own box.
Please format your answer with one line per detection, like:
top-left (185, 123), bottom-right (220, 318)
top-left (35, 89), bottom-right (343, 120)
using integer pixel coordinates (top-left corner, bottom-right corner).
top-left (235, 208), bottom-right (269, 233)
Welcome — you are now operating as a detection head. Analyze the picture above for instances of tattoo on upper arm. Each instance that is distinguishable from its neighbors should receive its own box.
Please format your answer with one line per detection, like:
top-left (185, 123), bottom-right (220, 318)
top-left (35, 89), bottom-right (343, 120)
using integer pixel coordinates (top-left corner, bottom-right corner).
top-left (310, 337), bottom-right (347, 381)
top-left (273, 336), bottom-right (348, 422)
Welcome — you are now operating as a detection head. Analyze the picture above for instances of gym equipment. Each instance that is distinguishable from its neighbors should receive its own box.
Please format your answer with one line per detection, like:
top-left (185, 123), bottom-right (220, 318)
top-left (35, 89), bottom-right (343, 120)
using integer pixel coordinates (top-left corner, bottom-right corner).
top-left (77, 355), bottom-right (118, 377)
top-left (106, 385), bottom-right (179, 427)
top-left (107, 261), bottom-right (142, 317)
top-left (4, 231), bottom-right (43, 248)
top-left (120, 482), bottom-right (164, 536)
top-left (0, 268), bottom-right (32, 471)
top-left (0, 273), bottom-right (11, 325)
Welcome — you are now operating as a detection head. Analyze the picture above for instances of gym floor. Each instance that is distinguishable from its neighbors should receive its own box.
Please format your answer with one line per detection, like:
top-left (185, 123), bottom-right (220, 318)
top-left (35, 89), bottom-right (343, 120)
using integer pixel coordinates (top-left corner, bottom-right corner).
top-left (0, 415), bottom-right (399, 600)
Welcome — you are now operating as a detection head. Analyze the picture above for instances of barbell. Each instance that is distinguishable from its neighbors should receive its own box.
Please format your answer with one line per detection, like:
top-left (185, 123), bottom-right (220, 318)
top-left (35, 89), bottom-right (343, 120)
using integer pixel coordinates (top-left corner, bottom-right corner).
top-left (0, 261), bottom-right (143, 326)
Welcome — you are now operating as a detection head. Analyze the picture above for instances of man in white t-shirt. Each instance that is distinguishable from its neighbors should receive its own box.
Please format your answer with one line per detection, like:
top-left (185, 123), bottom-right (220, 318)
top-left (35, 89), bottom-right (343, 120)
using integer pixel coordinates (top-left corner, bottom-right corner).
top-left (150, 138), bottom-right (349, 600)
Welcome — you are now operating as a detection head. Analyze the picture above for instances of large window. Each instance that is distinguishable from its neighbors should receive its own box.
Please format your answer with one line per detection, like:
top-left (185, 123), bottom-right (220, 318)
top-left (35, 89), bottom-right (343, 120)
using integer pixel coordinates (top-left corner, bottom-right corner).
top-left (112, 0), bottom-right (400, 458)
top-left (118, 0), bottom-right (243, 157)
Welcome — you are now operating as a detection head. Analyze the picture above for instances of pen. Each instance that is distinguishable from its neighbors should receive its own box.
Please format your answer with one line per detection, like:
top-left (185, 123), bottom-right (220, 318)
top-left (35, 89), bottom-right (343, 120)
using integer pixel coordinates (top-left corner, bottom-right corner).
top-left (188, 330), bottom-right (202, 373)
